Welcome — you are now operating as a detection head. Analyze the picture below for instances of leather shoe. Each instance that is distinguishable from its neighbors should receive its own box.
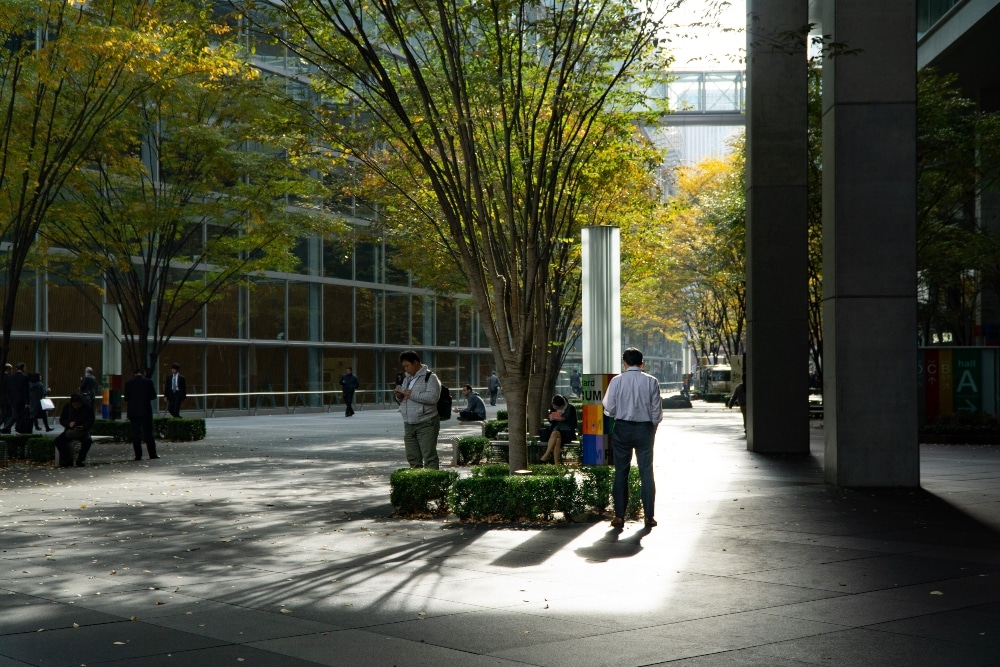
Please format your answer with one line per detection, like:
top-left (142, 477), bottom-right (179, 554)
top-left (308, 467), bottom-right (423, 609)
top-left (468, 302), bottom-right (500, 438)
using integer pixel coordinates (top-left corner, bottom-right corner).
top-left (610, 516), bottom-right (625, 528)
top-left (644, 517), bottom-right (657, 528)
top-left (75, 461), bottom-right (85, 467)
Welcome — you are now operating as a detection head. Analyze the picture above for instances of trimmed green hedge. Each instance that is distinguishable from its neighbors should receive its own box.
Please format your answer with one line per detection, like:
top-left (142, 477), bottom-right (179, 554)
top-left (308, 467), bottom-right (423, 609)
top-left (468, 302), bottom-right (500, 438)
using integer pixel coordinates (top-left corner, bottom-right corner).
top-left (161, 418), bottom-right (206, 441)
top-left (391, 464), bottom-right (643, 522)
top-left (0, 434), bottom-right (31, 459)
top-left (483, 419), bottom-right (507, 439)
top-left (26, 436), bottom-right (54, 462)
top-left (89, 418), bottom-right (206, 442)
top-left (496, 409), bottom-right (508, 421)
top-left (389, 468), bottom-right (459, 515)
top-left (456, 436), bottom-right (490, 465)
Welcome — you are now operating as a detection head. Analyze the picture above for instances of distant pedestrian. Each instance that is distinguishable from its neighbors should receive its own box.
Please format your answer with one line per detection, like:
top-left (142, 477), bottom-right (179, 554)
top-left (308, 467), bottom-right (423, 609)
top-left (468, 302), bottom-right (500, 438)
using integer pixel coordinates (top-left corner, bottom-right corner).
top-left (454, 384), bottom-right (486, 421)
top-left (28, 372), bottom-right (53, 432)
top-left (79, 367), bottom-right (99, 410)
top-left (339, 367), bottom-right (359, 417)
top-left (394, 350), bottom-right (441, 469)
top-left (486, 371), bottom-right (501, 406)
top-left (0, 363), bottom-right (10, 427)
top-left (54, 394), bottom-right (95, 467)
top-left (164, 363), bottom-right (186, 418)
top-left (570, 369), bottom-right (582, 397)
top-left (1, 363), bottom-right (29, 434)
top-left (602, 347), bottom-right (662, 529)
top-left (727, 375), bottom-right (747, 433)
top-left (125, 370), bottom-right (159, 460)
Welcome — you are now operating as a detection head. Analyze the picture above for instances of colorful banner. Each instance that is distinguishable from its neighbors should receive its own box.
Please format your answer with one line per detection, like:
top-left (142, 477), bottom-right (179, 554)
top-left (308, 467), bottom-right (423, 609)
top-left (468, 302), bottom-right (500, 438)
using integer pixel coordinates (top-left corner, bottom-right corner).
top-left (919, 347), bottom-right (997, 422)
top-left (580, 374), bottom-right (615, 465)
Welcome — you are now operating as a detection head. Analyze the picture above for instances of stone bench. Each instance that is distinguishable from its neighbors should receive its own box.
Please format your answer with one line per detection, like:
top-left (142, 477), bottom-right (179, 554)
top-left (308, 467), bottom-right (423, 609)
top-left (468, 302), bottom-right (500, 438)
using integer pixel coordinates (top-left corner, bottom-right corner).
top-left (53, 434), bottom-right (115, 467)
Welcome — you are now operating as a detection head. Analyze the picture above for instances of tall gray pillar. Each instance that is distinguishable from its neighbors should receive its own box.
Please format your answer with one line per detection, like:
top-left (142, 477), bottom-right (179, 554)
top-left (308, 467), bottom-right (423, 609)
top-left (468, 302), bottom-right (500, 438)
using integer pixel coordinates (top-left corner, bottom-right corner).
top-left (745, 0), bottom-right (810, 454)
top-left (822, 0), bottom-right (919, 486)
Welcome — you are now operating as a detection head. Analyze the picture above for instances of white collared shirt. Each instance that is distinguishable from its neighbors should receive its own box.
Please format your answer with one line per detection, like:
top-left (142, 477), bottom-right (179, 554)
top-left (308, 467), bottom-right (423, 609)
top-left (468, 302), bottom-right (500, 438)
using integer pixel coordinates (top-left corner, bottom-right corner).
top-left (602, 366), bottom-right (662, 424)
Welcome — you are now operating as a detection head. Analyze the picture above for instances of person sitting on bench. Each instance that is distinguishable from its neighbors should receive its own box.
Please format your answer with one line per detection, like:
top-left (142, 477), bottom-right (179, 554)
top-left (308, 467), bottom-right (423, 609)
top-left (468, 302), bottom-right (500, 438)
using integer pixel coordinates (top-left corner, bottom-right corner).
top-left (539, 394), bottom-right (577, 463)
top-left (54, 393), bottom-right (95, 468)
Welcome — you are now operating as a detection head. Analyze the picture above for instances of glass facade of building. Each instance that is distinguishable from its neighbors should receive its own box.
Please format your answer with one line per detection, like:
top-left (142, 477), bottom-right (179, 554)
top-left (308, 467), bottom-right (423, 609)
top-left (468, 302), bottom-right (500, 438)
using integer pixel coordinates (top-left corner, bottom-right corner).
top-left (8, 220), bottom-right (495, 413)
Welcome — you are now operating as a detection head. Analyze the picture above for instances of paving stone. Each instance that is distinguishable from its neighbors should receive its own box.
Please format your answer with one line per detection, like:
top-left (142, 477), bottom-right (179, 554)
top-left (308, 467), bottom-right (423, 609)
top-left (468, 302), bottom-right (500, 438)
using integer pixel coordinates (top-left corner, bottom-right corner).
top-left (0, 407), bottom-right (998, 667)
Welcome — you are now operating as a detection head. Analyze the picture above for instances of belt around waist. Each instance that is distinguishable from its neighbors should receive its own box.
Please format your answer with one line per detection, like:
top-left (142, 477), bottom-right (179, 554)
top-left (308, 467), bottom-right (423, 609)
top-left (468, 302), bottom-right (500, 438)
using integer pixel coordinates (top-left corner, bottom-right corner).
top-left (615, 419), bottom-right (653, 425)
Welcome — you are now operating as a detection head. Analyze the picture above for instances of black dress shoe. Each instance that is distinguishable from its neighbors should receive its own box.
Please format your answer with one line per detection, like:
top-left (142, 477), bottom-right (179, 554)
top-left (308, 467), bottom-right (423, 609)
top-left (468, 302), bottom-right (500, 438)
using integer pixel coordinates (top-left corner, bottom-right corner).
top-left (149, 455), bottom-right (160, 459)
top-left (644, 517), bottom-right (657, 528)
top-left (134, 457), bottom-right (143, 461)
top-left (75, 461), bottom-right (86, 467)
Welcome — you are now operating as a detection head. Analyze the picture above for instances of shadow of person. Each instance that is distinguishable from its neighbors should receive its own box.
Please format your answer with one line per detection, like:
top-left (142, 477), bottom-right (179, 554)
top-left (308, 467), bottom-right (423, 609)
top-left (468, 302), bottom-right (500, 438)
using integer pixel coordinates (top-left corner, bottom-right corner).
top-left (574, 525), bottom-right (649, 563)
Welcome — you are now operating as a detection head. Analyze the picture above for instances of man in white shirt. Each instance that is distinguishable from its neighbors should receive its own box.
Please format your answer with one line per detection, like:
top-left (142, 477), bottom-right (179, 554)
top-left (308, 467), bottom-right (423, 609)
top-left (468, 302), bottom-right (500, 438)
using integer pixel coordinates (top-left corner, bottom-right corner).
top-left (602, 347), bottom-right (663, 529)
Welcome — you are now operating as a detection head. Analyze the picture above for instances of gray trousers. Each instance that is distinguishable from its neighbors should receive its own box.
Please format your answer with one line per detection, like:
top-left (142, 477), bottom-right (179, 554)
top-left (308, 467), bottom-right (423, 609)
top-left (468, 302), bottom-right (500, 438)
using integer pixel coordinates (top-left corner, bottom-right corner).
top-left (404, 416), bottom-right (441, 469)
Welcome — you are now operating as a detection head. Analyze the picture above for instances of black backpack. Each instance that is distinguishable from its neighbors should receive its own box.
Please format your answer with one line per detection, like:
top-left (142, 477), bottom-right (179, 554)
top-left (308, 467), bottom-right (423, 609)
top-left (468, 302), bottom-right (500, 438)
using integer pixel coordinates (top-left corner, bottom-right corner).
top-left (424, 371), bottom-right (452, 420)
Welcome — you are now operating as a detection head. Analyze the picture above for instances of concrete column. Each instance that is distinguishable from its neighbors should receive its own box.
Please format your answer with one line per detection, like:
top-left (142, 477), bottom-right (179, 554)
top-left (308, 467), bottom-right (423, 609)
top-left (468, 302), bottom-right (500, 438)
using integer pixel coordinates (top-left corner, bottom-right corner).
top-left (581, 226), bottom-right (621, 375)
top-left (822, 0), bottom-right (919, 486)
top-left (745, 0), bottom-right (810, 453)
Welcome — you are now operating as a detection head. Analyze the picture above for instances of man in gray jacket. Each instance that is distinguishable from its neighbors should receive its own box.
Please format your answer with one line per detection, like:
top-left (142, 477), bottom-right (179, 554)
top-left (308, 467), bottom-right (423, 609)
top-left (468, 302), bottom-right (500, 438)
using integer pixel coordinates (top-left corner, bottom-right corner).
top-left (394, 350), bottom-right (442, 469)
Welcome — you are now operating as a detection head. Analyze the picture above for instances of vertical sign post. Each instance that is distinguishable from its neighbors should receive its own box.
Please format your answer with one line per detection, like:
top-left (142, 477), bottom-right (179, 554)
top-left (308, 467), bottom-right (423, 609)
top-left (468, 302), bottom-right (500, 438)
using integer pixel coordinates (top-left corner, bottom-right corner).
top-left (581, 227), bottom-right (620, 465)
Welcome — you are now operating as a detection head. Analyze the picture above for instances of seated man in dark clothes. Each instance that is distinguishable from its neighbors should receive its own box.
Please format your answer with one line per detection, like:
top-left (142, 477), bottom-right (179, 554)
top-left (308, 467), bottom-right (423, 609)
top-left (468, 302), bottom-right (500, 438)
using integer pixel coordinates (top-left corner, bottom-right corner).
top-left (53, 393), bottom-right (95, 468)
top-left (453, 384), bottom-right (487, 422)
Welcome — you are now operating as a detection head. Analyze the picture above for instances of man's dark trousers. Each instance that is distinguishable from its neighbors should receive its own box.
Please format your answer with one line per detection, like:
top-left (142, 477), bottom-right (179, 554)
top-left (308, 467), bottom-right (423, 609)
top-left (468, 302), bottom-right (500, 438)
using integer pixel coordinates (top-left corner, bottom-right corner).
top-left (343, 390), bottom-right (355, 416)
top-left (130, 416), bottom-right (157, 459)
top-left (611, 420), bottom-right (656, 519)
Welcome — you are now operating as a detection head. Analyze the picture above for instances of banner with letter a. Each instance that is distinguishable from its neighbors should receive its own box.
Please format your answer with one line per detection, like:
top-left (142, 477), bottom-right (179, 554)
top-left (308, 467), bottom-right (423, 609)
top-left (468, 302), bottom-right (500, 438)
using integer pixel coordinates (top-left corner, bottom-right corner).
top-left (580, 374), bottom-right (615, 465)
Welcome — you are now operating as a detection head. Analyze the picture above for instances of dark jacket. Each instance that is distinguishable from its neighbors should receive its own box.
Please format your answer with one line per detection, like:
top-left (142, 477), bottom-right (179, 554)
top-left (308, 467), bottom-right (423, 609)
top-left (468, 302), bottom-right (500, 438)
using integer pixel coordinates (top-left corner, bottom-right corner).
top-left (79, 374), bottom-right (99, 405)
top-left (28, 380), bottom-right (50, 417)
top-left (460, 391), bottom-right (487, 420)
top-left (125, 374), bottom-right (157, 419)
top-left (339, 373), bottom-right (359, 392)
top-left (164, 372), bottom-right (187, 400)
top-left (6, 371), bottom-right (28, 407)
top-left (59, 402), bottom-right (95, 432)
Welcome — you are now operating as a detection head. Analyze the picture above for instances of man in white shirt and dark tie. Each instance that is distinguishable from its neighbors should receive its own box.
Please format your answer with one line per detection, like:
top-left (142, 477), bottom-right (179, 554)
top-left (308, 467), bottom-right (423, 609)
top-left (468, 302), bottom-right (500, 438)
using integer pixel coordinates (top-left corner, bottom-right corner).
top-left (602, 347), bottom-right (663, 529)
top-left (164, 363), bottom-right (187, 418)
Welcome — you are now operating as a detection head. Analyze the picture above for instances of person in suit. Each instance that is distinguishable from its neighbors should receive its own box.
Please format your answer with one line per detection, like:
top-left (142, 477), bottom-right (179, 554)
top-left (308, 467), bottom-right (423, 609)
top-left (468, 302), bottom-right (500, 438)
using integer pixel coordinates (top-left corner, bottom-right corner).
top-left (163, 363), bottom-right (187, 418)
top-left (125, 369), bottom-right (159, 460)
top-left (339, 366), bottom-right (359, 417)
top-left (1, 363), bottom-right (30, 434)
top-left (28, 372), bottom-right (53, 432)
top-left (538, 394), bottom-right (577, 463)
top-left (79, 367), bottom-right (99, 411)
top-left (0, 363), bottom-right (11, 428)
top-left (486, 371), bottom-right (501, 406)
top-left (53, 393), bottom-right (95, 467)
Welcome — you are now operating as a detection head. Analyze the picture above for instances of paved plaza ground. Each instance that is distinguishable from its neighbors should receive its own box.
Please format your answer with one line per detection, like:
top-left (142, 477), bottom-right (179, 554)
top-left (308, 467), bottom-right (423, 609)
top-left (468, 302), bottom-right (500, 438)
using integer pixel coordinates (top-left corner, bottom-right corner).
top-left (1, 402), bottom-right (999, 666)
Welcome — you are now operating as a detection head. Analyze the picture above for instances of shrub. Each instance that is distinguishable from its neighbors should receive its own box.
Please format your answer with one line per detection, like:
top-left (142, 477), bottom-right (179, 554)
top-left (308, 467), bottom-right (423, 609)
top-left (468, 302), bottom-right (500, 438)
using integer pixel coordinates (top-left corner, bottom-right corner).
top-left (496, 409), bottom-right (508, 421)
top-left (162, 418), bottom-right (206, 441)
top-left (471, 463), bottom-right (510, 478)
top-left (483, 419), bottom-right (507, 439)
top-left (389, 468), bottom-right (458, 515)
top-left (456, 436), bottom-right (490, 465)
top-left (0, 433), bottom-right (32, 459)
top-left (701, 393), bottom-right (728, 403)
top-left (579, 466), bottom-right (614, 512)
top-left (450, 476), bottom-right (508, 520)
top-left (26, 437), bottom-right (55, 462)
top-left (626, 466), bottom-right (643, 519)
top-left (91, 418), bottom-right (206, 442)
top-left (503, 475), bottom-right (559, 521)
